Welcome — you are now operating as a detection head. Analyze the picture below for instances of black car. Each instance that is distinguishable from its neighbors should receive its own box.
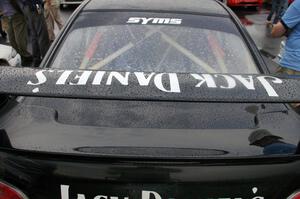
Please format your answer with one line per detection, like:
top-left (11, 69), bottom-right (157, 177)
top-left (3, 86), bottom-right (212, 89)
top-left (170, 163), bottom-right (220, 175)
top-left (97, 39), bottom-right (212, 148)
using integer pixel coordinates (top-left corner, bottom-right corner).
top-left (0, 0), bottom-right (300, 198)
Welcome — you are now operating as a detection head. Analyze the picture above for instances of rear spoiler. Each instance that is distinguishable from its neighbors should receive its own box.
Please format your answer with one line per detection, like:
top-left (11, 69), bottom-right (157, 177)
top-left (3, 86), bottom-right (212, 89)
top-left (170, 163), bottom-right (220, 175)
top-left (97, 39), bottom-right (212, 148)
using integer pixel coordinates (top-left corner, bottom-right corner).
top-left (1, 66), bottom-right (300, 103)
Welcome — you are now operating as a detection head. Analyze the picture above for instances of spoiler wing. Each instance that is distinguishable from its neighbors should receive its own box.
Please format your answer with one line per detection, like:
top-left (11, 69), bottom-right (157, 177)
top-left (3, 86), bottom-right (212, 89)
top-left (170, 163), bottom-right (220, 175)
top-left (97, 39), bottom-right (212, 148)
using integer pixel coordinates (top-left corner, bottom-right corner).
top-left (1, 66), bottom-right (300, 103)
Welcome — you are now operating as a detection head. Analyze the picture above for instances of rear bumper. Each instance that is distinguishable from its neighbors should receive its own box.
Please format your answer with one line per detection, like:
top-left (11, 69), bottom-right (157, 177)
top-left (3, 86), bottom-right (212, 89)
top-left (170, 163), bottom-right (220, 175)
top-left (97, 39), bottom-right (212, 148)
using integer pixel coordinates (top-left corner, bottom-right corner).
top-left (1, 149), bottom-right (300, 199)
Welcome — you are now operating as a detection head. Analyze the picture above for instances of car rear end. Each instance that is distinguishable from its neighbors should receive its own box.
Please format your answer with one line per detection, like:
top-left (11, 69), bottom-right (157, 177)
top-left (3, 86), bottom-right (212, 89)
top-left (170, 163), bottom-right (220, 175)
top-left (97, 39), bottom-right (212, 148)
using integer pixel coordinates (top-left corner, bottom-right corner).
top-left (0, 0), bottom-right (300, 198)
top-left (0, 94), bottom-right (300, 199)
top-left (0, 148), bottom-right (300, 199)
top-left (227, 0), bottom-right (263, 7)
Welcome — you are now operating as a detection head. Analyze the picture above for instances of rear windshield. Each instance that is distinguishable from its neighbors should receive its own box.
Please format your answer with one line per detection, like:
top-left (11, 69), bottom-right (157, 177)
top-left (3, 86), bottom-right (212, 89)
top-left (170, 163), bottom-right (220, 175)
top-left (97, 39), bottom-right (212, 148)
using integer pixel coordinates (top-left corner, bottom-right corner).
top-left (50, 12), bottom-right (258, 74)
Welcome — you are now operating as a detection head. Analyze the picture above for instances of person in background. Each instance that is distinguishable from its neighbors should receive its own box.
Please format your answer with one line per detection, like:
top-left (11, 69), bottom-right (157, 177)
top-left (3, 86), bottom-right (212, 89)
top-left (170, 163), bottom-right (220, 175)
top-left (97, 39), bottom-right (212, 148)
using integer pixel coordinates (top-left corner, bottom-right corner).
top-left (17, 0), bottom-right (50, 67)
top-left (271, 0), bottom-right (300, 74)
top-left (44, 0), bottom-right (63, 42)
top-left (0, 0), bottom-right (33, 66)
top-left (271, 0), bottom-right (300, 112)
top-left (267, 0), bottom-right (289, 24)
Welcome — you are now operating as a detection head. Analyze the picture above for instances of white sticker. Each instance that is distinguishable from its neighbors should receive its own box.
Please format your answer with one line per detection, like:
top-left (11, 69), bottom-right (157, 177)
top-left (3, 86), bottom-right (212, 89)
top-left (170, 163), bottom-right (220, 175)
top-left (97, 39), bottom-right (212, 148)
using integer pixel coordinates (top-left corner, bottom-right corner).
top-left (26, 70), bottom-right (283, 98)
top-left (127, 17), bottom-right (182, 25)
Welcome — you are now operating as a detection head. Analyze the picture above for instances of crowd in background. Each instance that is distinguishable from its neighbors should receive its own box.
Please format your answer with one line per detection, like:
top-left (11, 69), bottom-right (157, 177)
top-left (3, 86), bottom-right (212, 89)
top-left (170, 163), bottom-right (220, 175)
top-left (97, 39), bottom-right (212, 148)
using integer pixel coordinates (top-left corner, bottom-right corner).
top-left (0, 0), bottom-right (63, 67)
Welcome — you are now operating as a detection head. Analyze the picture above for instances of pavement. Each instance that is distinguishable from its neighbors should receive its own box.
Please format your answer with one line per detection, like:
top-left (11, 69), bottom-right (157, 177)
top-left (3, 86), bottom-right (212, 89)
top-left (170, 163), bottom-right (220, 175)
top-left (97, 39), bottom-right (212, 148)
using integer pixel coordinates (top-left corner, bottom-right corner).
top-left (233, 6), bottom-right (285, 58)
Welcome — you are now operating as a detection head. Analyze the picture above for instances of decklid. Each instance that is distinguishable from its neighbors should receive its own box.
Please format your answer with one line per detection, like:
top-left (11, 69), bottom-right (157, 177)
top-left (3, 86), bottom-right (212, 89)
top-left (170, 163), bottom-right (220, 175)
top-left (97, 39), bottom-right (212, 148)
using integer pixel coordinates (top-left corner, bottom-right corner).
top-left (0, 66), bottom-right (300, 102)
top-left (0, 66), bottom-right (299, 158)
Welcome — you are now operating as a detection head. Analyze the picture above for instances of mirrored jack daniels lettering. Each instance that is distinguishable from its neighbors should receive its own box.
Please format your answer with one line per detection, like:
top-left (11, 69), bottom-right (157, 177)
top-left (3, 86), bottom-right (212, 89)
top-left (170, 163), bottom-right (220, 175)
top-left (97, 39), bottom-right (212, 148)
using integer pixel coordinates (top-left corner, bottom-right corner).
top-left (27, 70), bottom-right (283, 97)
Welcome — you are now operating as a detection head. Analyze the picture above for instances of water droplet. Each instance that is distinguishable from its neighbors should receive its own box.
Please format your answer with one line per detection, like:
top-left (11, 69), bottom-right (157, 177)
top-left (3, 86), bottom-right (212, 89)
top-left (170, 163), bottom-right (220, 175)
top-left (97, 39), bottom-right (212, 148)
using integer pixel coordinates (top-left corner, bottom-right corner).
top-left (252, 187), bottom-right (258, 194)
top-left (32, 88), bottom-right (39, 93)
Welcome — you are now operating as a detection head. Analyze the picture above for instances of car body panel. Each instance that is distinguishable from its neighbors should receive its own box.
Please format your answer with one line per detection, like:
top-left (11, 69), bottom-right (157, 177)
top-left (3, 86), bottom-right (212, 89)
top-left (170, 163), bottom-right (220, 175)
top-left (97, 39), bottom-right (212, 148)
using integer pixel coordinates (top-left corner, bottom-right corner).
top-left (0, 97), bottom-right (299, 157)
top-left (1, 67), bottom-right (300, 102)
top-left (0, 149), bottom-right (300, 199)
top-left (0, 0), bottom-right (299, 198)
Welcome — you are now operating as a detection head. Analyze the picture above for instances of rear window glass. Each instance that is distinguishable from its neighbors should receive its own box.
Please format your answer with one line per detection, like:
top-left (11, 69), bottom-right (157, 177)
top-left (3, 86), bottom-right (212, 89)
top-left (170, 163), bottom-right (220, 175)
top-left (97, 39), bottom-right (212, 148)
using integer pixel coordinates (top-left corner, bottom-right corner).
top-left (50, 12), bottom-right (258, 74)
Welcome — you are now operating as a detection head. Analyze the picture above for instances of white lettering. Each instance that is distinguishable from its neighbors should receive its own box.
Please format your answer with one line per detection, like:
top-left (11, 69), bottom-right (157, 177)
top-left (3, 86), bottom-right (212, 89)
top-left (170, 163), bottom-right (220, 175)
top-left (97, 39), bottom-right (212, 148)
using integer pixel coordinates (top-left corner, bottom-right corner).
top-left (27, 70), bottom-right (48, 86)
top-left (61, 184), bottom-right (86, 199)
top-left (56, 70), bottom-right (73, 85)
top-left (215, 74), bottom-right (236, 89)
top-left (126, 17), bottom-right (141, 24)
top-left (170, 18), bottom-right (182, 25)
top-left (77, 194), bottom-right (86, 199)
top-left (142, 191), bottom-right (162, 199)
top-left (127, 17), bottom-right (182, 25)
top-left (152, 18), bottom-right (170, 24)
top-left (94, 196), bottom-right (107, 199)
top-left (92, 71), bottom-right (106, 85)
top-left (257, 76), bottom-right (282, 97)
top-left (60, 185), bottom-right (130, 199)
top-left (106, 72), bottom-right (130, 86)
top-left (69, 71), bottom-right (92, 85)
top-left (134, 72), bottom-right (155, 86)
top-left (232, 75), bottom-right (255, 90)
top-left (60, 185), bottom-right (70, 199)
top-left (191, 74), bottom-right (217, 88)
top-left (154, 73), bottom-right (180, 93)
top-left (141, 17), bottom-right (154, 25)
